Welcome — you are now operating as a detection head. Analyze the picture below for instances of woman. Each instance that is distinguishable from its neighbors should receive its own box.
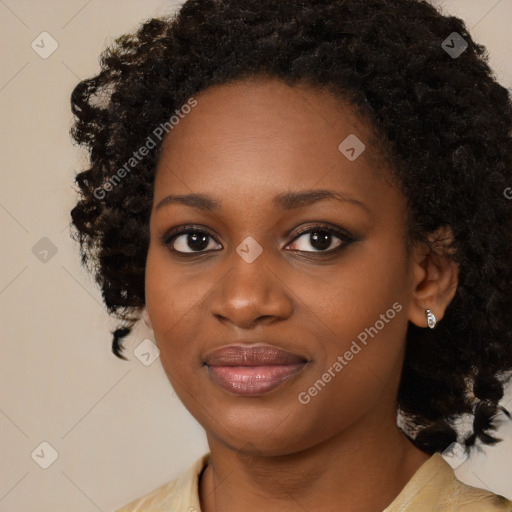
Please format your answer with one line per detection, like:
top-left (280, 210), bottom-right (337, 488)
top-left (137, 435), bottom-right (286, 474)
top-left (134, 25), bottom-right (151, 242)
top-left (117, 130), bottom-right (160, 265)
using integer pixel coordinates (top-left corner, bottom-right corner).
top-left (69, 0), bottom-right (512, 510)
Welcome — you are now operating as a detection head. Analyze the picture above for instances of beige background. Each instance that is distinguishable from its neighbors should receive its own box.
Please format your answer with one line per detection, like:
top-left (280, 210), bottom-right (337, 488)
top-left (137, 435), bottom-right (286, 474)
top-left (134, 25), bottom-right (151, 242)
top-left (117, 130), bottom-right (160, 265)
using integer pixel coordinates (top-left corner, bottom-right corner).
top-left (1, 1), bottom-right (511, 510)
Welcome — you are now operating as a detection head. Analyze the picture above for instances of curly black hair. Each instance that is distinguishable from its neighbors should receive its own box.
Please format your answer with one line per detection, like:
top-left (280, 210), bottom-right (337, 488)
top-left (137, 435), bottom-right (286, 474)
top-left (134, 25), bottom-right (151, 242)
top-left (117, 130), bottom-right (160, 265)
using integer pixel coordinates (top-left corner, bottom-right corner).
top-left (69, 0), bottom-right (512, 456)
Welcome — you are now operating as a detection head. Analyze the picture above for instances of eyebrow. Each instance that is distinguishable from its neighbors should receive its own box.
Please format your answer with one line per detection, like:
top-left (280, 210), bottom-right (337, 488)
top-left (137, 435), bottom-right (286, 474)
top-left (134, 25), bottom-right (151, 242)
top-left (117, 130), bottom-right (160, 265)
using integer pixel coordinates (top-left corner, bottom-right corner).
top-left (155, 189), bottom-right (369, 213)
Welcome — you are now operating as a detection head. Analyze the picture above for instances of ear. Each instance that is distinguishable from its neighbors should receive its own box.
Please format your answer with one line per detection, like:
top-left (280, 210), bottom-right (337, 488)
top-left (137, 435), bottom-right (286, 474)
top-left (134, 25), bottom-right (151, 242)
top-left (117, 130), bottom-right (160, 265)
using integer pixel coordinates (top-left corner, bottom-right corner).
top-left (143, 306), bottom-right (153, 329)
top-left (408, 226), bottom-right (459, 328)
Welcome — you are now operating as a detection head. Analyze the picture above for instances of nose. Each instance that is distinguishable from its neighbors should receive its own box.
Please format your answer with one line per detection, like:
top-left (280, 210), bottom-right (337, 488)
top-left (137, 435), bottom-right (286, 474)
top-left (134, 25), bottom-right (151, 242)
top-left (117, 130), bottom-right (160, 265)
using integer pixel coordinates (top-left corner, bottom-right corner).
top-left (209, 248), bottom-right (293, 329)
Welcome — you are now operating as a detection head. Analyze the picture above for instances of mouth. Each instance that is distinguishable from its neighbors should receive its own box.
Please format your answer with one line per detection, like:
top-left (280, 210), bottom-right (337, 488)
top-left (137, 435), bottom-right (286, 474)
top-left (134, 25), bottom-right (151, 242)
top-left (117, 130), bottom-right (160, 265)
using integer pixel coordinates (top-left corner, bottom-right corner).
top-left (203, 344), bottom-right (309, 397)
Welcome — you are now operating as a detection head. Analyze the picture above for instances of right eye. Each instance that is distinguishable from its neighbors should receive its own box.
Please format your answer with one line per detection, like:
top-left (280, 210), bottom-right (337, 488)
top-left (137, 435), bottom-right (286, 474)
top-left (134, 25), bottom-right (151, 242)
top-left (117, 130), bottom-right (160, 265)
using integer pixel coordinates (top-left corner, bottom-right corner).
top-left (160, 227), bottom-right (222, 254)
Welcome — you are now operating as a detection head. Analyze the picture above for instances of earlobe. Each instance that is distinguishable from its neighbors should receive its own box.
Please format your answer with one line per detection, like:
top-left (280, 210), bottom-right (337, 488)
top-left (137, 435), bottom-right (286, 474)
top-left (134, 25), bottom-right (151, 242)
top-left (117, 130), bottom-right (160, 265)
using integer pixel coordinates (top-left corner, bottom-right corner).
top-left (407, 227), bottom-right (459, 329)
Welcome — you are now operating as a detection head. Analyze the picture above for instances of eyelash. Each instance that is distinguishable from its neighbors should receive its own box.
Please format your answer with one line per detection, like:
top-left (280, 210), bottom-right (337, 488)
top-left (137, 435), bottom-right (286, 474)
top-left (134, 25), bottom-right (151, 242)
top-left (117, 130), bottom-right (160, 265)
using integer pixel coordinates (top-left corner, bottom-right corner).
top-left (159, 223), bottom-right (356, 257)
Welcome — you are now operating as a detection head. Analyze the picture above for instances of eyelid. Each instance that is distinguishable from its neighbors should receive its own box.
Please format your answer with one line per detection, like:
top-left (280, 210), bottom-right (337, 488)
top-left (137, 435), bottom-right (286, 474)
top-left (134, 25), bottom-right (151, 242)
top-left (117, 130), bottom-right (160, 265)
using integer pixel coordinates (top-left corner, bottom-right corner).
top-left (287, 223), bottom-right (355, 245)
top-left (160, 224), bottom-right (217, 242)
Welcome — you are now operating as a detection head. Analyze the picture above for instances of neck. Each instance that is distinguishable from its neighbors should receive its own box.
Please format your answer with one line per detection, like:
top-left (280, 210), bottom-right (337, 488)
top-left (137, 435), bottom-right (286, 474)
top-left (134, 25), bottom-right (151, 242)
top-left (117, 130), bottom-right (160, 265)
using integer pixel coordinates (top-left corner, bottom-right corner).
top-left (199, 410), bottom-right (431, 512)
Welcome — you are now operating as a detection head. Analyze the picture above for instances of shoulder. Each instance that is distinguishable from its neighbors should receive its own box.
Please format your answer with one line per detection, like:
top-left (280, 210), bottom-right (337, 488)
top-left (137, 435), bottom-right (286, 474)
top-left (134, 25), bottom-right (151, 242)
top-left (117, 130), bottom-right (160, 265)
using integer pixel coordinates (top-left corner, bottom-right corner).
top-left (114, 453), bottom-right (210, 512)
top-left (114, 478), bottom-right (180, 512)
top-left (385, 453), bottom-right (512, 512)
top-left (438, 478), bottom-right (512, 512)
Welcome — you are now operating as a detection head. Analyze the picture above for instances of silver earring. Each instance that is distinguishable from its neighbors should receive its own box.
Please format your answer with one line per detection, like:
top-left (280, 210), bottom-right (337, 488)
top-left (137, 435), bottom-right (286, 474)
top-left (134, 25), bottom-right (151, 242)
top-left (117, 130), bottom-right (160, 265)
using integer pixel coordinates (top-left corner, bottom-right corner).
top-left (425, 309), bottom-right (437, 329)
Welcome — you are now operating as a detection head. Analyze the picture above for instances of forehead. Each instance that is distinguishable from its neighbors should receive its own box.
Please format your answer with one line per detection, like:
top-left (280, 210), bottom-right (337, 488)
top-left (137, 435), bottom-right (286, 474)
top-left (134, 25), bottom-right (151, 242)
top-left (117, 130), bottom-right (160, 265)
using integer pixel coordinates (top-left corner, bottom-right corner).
top-left (153, 77), bottom-right (399, 214)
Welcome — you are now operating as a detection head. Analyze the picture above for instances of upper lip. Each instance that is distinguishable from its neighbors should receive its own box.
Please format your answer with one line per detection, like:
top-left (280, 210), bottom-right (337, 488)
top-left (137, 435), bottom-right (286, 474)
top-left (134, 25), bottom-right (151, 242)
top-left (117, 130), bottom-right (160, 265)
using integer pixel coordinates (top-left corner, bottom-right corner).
top-left (204, 343), bottom-right (308, 367)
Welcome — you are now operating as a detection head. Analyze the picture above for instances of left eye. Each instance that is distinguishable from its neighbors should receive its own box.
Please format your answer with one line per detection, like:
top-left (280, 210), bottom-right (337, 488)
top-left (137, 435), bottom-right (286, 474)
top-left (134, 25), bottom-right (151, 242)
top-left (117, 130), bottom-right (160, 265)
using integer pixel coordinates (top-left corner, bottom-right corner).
top-left (286, 228), bottom-right (347, 253)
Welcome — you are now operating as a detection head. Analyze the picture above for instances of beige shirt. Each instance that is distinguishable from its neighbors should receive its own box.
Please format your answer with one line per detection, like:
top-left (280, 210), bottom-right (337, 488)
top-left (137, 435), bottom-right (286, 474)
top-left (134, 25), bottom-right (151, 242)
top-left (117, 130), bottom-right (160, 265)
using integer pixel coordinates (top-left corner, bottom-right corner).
top-left (115, 452), bottom-right (512, 511)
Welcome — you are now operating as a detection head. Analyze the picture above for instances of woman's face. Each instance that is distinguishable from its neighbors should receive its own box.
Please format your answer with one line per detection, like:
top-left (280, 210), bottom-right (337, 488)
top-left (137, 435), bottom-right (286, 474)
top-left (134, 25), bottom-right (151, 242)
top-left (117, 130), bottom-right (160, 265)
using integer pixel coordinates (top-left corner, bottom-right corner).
top-left (145, 77), bottom-right (416, 455)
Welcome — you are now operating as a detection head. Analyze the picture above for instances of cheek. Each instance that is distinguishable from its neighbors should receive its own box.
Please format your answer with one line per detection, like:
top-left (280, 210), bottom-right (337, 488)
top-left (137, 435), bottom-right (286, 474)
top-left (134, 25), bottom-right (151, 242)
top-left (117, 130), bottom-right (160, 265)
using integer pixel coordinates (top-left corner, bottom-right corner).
top-left (289, 282), bottom-right (408, 447)
top-left (295, 235), bottom-right (410, 397)
top-left (144, 248), bottom-right (202, 366)
top-left (303, 235), bottom-right (409, 338)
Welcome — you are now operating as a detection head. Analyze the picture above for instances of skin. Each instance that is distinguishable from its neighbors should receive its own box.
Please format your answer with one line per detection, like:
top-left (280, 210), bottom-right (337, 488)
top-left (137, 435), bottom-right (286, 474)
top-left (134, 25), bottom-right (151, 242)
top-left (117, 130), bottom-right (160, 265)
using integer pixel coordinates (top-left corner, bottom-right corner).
top-left (144, 77), bottom-right (459, 512)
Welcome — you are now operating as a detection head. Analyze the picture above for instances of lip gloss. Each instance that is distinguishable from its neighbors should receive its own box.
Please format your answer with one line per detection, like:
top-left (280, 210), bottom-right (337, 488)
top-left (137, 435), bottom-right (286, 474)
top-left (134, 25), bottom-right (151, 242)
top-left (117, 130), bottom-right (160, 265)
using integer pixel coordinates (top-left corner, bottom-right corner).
top-left (206, 363), bottom-right (306, 396)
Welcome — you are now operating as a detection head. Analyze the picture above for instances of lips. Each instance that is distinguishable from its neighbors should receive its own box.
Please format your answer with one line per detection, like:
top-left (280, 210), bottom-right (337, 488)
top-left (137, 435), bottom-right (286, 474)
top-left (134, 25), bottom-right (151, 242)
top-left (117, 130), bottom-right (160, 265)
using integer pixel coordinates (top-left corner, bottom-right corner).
top-left (204, 344), bottom-right (308, 396)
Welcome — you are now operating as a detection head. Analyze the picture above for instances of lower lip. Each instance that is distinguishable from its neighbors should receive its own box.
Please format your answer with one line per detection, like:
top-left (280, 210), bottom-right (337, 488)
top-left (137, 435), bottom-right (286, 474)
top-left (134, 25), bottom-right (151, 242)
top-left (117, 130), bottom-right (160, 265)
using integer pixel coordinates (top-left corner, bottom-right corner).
top-left (206, 364), bottom-right (306, 396)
